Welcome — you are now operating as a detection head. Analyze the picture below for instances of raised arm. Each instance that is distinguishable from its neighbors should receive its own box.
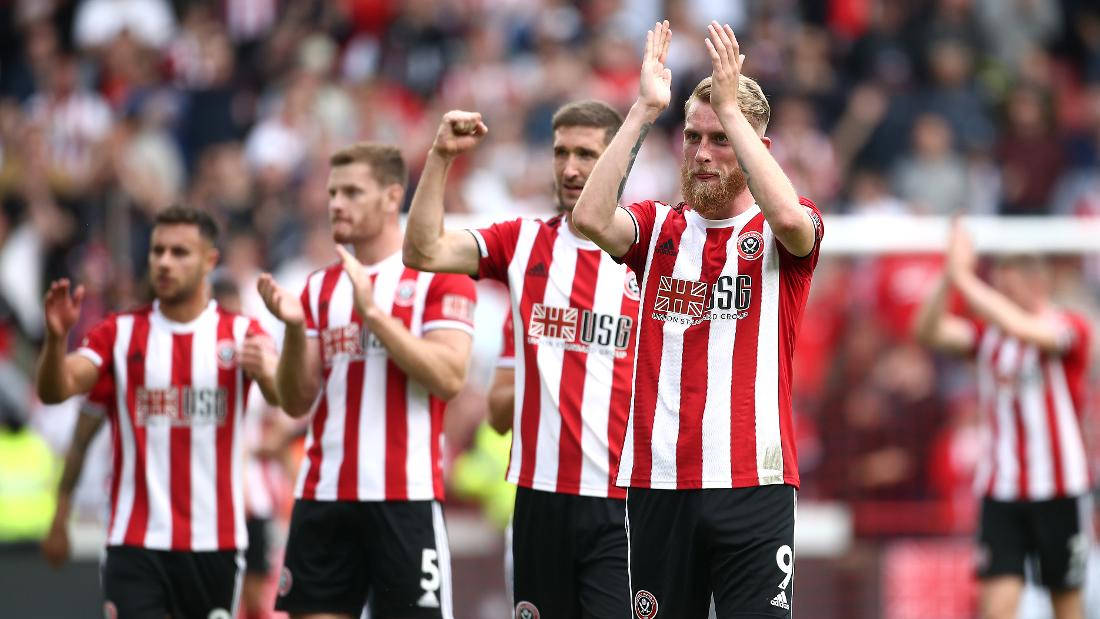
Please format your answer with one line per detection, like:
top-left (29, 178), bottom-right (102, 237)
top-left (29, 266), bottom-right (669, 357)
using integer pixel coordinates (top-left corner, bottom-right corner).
top-left (705, 22), bottom-right (816, 257)
top-left (338, 246), bottom-right (473, 400)
top-left (573, 20), bottom-right (671, 257)
top-left (42, 409), bottom-right (105, 568)
top-left (257, 274), bottom-right (323, 417)
top-left (912, 271), bottom-right (976, 355)
top-left (946, 221), bottom-right (1067, 352)
top-left (403, 111), bottom-right (489, 275)
top-left (35, 279), bottom-right (99, 403)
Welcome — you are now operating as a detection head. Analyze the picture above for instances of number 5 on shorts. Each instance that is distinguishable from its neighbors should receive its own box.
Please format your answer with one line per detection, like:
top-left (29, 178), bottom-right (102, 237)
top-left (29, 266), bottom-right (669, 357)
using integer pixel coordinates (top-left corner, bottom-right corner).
top-left (420, 549), bottom-right (441, 593)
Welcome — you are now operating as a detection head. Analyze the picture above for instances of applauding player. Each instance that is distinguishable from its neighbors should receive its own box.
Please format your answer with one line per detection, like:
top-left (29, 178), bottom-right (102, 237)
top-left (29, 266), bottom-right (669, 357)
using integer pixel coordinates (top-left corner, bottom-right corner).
top-left (36, 206), bottom-right (278, 618)
top-left (573, 21), bottom-right (824, 618)
top-left (260, 143), bottom-right (476, 619)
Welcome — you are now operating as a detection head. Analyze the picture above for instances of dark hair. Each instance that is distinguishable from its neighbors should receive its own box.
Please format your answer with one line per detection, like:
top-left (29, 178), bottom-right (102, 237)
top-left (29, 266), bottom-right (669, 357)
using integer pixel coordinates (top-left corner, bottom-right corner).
top-left (153, 206), bottom-right (219, 244)
top-left (551, 100), bottom-right (624, 144)
top-left (329, 142), bottom-right (409, 189)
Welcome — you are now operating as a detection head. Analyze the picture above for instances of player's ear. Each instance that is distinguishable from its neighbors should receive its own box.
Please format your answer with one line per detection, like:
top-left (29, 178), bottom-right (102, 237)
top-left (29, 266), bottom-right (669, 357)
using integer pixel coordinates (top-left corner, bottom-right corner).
top-left (760, 136), bottom-right (772, 149)
top-left (384, 184), bottom-right (404, 215)
top-left (204, 246), bottom-right (220, 273)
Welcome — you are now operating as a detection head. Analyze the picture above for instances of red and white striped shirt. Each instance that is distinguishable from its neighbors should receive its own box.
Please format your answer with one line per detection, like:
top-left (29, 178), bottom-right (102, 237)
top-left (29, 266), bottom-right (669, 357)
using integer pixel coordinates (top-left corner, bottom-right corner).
top-left (77, 301), bottom-right (264, 551)
top-left (971, 313), bottom-right (1092, 501)
top-left (470, 216), bottom-right (640, 499)
top-left (615, 199), bottom-right (823, 490)
top-left (295, 251), bottom-right (476, 502)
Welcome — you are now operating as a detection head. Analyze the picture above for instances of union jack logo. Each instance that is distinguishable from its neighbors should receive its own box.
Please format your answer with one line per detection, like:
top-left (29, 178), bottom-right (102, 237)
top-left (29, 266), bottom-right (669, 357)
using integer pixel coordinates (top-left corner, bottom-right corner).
top-left (528, 304), bottom-right (578, 340)
top-left (655, 276), bottom-right (708, 317)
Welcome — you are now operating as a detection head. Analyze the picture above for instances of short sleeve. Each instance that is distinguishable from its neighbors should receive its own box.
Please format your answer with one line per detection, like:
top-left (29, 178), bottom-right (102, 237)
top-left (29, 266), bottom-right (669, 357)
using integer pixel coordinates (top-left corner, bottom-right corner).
top-left (82, 370), bottom-right (115, 418)
top-left (76, 317), bottom-right (117, 375)
top-left (616, 200), bottom-right (660, 275)
top-left (498, 313), bottom-right (515, 369)
top-left (776, 197), bottom-right (825, 276)
top-left (423, 273), bottom-right (477, 335)
top-left (299, 280), bottom-right (319, 338)
top-left (1055, 312), bottom-right (1091, 359)
top-left (467, 218), bottom-right (524, 282)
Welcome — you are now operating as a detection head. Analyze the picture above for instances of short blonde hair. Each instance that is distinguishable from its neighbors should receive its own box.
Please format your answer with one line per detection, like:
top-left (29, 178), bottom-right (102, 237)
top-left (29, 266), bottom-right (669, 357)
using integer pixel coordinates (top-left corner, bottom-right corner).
top-left (329, 142), bottom-right (408, 189)
top-left (684, 75), bottom-right (770, 132)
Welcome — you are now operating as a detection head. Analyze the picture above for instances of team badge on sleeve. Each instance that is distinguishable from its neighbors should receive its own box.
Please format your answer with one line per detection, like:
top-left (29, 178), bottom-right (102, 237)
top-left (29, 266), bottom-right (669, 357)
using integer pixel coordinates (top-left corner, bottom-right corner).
top-left (442, 294), bottom-right (474, 322)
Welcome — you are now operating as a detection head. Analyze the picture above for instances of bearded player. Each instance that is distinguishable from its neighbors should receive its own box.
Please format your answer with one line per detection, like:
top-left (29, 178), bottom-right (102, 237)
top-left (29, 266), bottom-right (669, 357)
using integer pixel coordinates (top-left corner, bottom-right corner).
top-left (573, 21), bottom-right (823, 618)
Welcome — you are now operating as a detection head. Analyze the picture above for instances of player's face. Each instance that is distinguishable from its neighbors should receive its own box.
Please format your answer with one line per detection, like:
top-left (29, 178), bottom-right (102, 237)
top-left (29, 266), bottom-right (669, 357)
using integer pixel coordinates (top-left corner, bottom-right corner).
top-left (992, 259), bottom-right (1048, 312)
top-left (327, 162), bottom-right (399, 244)
top-left (681, 101), bottom-right (747, 217)
top-left (149, 224), bottom-right (217, 305)
top-left (553, 126), bottom-right (608, 211)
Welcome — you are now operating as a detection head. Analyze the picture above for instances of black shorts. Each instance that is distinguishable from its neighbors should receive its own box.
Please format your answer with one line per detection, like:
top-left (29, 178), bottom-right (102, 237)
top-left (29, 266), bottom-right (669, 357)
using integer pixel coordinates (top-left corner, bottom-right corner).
top-left (275, 499), bottom-right (452, 617)
top-left (511, 486), bottom-right (630, 619)
top-left (244, 517), bottom-right (271, 575)
top-left (977, 495), bottom-right (1091, 590)
top-left (101, 545), bottom-right (244, 619)
top-left (626, 485), bottom-right (796, 619)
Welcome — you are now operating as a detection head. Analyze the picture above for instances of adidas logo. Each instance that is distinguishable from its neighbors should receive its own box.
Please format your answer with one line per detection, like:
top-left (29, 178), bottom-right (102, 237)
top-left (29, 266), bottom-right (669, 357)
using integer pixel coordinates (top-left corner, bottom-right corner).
top-left (527, 262), bottom-right (548, 277)
top-left (656, 239), bottom-right (676, 256)
top-left (770, 590), bottom-right (790, 610)
top-left (417, 590), bottom-right (440, 608)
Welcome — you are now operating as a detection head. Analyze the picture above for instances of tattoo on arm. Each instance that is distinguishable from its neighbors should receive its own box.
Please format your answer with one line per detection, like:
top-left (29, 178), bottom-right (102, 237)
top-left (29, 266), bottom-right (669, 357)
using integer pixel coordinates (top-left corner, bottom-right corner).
top-left (736, 152), bottom-right (751, 182)
top-left (617, 123), bottom-right (653, 202)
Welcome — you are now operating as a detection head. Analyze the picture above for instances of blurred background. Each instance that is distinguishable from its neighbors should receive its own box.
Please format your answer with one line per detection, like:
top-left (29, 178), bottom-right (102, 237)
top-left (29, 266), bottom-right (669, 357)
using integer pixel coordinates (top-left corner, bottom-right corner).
top-left (1, 0), bottom-right (1099, 617)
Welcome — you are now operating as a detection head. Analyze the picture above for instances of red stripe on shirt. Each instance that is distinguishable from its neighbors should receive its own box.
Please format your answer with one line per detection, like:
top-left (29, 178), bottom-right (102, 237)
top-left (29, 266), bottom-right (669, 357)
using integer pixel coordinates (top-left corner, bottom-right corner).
top-left (169, 332), bottom-right (193, 550)
top-left (385, 269), bottom-right (417, 501)
top-left (555, 249), bottom-right (601, 493)
top-left (215, 313), bottom-right (238, 548)
top-left (516, 229), bottom-right (556, 488)
top-left (301, 266), bottom-right (344, 499)
top-left (123, 313), bottom-right (152, 546)
top-left (1042, 361), bottom-right (1066, 497)
top-left (730, 216), bottom-right (764, 485)
top-left (630, 214), bottom-right (687, 486)
top-left (676, 227), bottom-right (732, 488)
top-left (337, 299), bottom-right (367, 501)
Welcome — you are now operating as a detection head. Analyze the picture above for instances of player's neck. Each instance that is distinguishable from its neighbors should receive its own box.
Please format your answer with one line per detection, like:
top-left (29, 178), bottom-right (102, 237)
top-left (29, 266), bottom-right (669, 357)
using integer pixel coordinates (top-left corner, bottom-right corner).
top-left (157, 290), bottom-right (212, 323)
top-left (351, 224), bottom-right (403, 267)
top-left (698, 189), bottom-right (757, 220)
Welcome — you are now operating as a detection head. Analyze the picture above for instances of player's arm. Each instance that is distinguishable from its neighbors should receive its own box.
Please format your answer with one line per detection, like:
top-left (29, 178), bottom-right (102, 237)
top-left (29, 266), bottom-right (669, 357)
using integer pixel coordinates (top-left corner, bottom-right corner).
top-left (42, 409), bottom-right (104, 568)
top-left (912, 272), bottom-right (976, 355)
top-left (338, 247), bottom-right (472, 400)
top-left (946, 221), bottom-right (1067, 353)
top-left (35, 279), bottom-right (99, 403)
top-left (705, 23), bottom-right (816, 257)
top-left (257, 274), bottom-right (323, 418)
top-left (573, 21), bottom-right (672, 257)
top-left (402, 111), bottom-right (489, 275)
top-left (486, 367), bottom-right (514, 435)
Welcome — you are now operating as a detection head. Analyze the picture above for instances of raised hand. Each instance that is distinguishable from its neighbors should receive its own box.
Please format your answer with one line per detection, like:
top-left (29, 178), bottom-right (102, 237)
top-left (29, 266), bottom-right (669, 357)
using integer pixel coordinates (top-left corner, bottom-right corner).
top-left (431, 110), bottom-right (489, 160)
top-left (43, 279), bottom-right (85, 339)
top-left (704, 21), bottom-right (745, 116)
top-left (334, 245), bottom-right (375, 320)
top-left (946, 218), bottom-right (977, 280)
top-left (257, 274), bottom-right (305, 327)
top-left (638, 20), bottom-right (672, 113)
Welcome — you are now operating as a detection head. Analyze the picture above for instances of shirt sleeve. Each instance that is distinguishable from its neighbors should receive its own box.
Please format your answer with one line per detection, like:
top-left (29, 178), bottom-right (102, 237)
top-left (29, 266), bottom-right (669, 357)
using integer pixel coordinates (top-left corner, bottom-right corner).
top-left (498, 312), bottom-right (515, 369)
top-left (776, 197), bottom-right (826, 277)
top-left (423, 273), bottom-right (477, 335)
top-left (1054, 312), bottom-right (1091, 359)
top-left (82, 370), bottom-right (115, 418)
top-left (75, 317), bottom-right (117, 376)
top-left (467, 218), bottom-right (524, 283)
top-left (615, 200), bottom-right (660, 275)
top-left (299, 279), bottom-right (319, 338)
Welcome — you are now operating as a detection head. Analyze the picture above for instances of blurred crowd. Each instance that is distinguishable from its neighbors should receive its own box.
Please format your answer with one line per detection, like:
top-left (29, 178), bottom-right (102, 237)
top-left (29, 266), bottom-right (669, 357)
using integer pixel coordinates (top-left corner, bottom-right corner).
top-left (1, 0), bottom-right (1100, 543)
